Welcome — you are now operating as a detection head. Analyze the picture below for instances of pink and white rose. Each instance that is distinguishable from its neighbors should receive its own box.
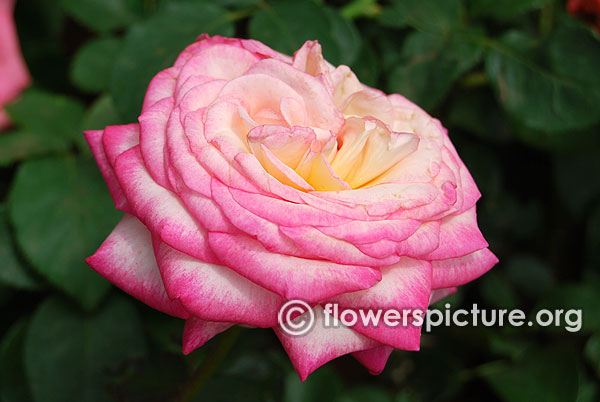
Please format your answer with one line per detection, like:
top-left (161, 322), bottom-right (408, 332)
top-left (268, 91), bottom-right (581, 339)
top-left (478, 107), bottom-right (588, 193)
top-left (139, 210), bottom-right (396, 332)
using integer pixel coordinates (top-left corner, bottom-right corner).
top-left (0, 0), bottom-right (30, 130)
top-left (85, 35), bottom-right (497, 380)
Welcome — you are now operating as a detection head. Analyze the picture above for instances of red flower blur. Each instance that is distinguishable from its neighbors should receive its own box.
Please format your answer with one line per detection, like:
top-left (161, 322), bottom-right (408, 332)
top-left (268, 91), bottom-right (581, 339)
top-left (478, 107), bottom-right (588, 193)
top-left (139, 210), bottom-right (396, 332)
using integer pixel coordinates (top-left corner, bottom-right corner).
top-left (568, 0), bottom-right (600, 33)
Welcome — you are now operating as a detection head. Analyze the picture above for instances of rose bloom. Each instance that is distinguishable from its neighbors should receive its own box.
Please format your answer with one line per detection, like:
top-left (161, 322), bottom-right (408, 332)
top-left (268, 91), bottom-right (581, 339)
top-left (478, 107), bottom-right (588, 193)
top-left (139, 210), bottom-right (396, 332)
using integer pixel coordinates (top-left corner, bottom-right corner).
top-left (86, 35), bottom-right (497, 380)
top-left (567, 0), bottom-right (600, 33)
top-left (0, 0), bottom-right (30, 130)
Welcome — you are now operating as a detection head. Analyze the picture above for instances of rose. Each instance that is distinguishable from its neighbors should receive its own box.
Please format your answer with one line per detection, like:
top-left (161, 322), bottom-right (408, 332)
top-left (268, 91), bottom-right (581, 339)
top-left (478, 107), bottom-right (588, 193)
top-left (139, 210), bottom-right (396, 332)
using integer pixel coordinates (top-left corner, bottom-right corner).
top-left (0, 0), bottom-right (30, 130)
top-left (85, 35), bottom-right (497, 380)
top-left (567, 0), bottom-right (600, 33)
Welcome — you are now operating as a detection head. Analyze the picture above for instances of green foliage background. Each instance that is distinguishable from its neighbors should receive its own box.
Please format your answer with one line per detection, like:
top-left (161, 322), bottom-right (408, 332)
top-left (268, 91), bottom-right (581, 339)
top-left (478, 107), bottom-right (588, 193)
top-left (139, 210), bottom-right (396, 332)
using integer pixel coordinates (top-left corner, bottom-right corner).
top-left (1, 0), bottom-right (599, 401)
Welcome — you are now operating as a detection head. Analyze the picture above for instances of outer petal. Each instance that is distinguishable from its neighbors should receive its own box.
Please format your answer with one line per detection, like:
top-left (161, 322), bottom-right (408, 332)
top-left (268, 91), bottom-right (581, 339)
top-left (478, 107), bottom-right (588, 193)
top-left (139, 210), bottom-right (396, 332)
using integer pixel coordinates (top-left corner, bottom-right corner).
top-left (432, 248), bottom-right (498, 289)
top-left (329, 258), bottom-right (431, 349)
top-left (424, 206), bottom-right (488, 260)
top-left (142, 67), bottom-right (177, 112)
top-left (352, 346), bottom-right (394, 375)
top-left (330, 258), bottom-right (431, 311)
top-left (84, 130), bottom-right (129, 212)
top-left (114, 146), bottom-right (217, 263)
top-left (153, 238), bottom-right (284, 327)
top-left (102, 123), bottom-right (141, 167)
top-left (86, 215), bottom-right (189, 319)
top-left (182, 318), bottom-right (233, 354)
top-left (275, 305), bottom-right (379, 381)
top-left (429, 287), bottom-right (457, 304)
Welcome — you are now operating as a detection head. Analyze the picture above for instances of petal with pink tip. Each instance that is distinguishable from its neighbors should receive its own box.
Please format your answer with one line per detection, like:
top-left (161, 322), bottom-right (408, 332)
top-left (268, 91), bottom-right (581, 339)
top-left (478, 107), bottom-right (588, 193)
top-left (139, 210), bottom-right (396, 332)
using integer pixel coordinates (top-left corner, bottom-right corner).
top-left (207, 232), bottom-right (381, 303)
top-left (247, 59), bottom-right (344, 131)
top-left (86, 214), bottom-right (189, 318)
top-left (328, 258), bottom-right (430, 349)
top-left (102, 123), bottom-right (140, 167)
top-left (229, 187), bottom-right (351, 227)
top-left (114, 146), bottom-right (217, 263)
top-left (279, 225), bottom-right (401, 267)
top-left (292, 40), bottom-right (333, 78)
top-left (138, 97), bottom-right (174, 189)
top-left (424, 206), bottom-right (488, 260)
top-left (210, 179), bottom-right (300, 256)
top-left (316, 218), bottom-right (421, 245)
top-left (84, 129), bottom-right (129, 212)
top-left (182, 318), bottom-right (233, 355)
top-left (142, 67), bottom-right (177, 112)
top-left (432, 248), bottom-right (498, 289)
top-left (429, 287), bottom-right (457, 304)
top-left (352, 346), bottom-right (394, 375)
top-left (330, 258), bottom-right (431, 311)
top-left (153, 238), bottom-right (283, 327)
top-left (176, 44), bottom-right (260, 87)
top-left (275, 305), bottom-right (380, 381)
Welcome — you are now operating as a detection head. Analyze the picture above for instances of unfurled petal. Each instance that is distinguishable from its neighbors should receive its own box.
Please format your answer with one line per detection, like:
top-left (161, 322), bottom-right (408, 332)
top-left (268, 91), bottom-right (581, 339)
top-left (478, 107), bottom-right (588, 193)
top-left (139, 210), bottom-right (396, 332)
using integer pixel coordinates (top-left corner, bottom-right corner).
top-left (87, 215), bottom-right (189, 318)
top-left (275, 306), bottom-right (379, 381)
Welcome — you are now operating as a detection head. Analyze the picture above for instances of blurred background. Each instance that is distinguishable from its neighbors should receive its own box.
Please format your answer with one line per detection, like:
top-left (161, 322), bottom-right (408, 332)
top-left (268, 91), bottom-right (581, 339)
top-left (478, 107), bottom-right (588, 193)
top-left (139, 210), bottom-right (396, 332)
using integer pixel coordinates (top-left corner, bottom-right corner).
top-left (1, 0), bottom-right (599, 401)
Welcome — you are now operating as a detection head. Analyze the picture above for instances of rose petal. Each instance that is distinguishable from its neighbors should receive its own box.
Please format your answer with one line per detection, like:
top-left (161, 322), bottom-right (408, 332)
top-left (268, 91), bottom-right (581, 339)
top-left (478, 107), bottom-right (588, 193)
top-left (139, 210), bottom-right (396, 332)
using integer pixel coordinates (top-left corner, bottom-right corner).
top-left (432, 248), bottom-right (498, 289)
top-left (208, 232), bottom-right (382, 303)
top-left (275, 305), bottom-right (379, 381)
top-left (114, 146), bottom-right (217, 263)
top-left (84, 129), bottom-right (130, 212)
top-left (182, 318), bottom-right (233, 354)
top-left (86, 215), bottom-right (189, 318)
top-left (352, 346), bottom-right (394, 375)
top-left (153, 238), bottom-right (284, 327)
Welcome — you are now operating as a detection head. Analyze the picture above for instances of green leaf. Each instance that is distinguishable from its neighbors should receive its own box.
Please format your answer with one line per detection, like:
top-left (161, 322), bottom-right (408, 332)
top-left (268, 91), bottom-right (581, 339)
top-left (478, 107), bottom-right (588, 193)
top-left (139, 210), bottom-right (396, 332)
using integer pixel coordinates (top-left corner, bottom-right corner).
top-left (350, 43), bottom-right (379, 87)
top-left (469, 0), bottom-right (551, 19)
top-left (535, 283), bottom-right (600, 333)
top-left (249, 0), bottom-right (361, 66)
top-left (485, 27), bottom-right (600, 133)
top-left (0, 130), bottom-right (63, 167)
top-left (5, 89), bottom-right (85, 139)
top-left (0, 205), bottom-right (40, 290)
top-left (324, 7), bottom-right (362, 66)
top-left (379, 0), bottom-right (462, 33)
top-left (25, 296), bottom-right (146, 402)
top-left (388, 29), bottom-right (483, 111)
top-left (71, 37), bottom-right (122, 93)
top-left (82, 95), bottom-right (123, 131)
top-left (341, 0), bottom-right (380, 20)
top-left (481, 347), bottom-right (579, 402)
top-left (1, 90), bottom-right (85, 164)
top-left (59, 0), bottom-right (142, 32)
top-left (587, 205), bottom-right (600, 266)
top-left (584, 333), bottom-right (600, 378)
top-left (284, 366), bottom-right (343, 402)
top-left (111, 1), bottom-right (234, 121)
top-left (0, 319), bottom-right (33, 402)
top-left (8, 156), bottom-right (121, 310)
